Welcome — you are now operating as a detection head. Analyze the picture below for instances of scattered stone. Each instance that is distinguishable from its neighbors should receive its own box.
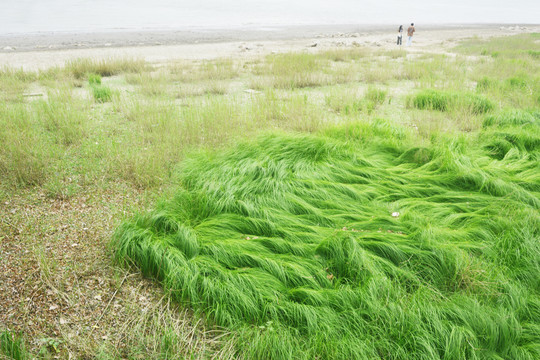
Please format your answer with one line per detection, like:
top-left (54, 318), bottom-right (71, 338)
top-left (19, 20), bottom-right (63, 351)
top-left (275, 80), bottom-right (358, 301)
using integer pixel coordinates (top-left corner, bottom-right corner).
top-left (392, 212), bottom-right (400, 217)
top-left (3, 46), bottom-right (14, 51)
top-left (308, 42), bottom-right (318, 47)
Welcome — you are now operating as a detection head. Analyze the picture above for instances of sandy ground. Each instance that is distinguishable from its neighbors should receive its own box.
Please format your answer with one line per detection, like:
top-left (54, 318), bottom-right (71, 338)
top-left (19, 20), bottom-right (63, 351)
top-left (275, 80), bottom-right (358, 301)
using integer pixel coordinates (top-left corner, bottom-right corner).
top-left (0, 24), bottom-right (538, 70)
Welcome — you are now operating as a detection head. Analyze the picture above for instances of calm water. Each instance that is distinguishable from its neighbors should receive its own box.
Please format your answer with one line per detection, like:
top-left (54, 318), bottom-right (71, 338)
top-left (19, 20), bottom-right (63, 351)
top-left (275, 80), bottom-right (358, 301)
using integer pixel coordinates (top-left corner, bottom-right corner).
top-left (1, 0), bottom-right (537, 34)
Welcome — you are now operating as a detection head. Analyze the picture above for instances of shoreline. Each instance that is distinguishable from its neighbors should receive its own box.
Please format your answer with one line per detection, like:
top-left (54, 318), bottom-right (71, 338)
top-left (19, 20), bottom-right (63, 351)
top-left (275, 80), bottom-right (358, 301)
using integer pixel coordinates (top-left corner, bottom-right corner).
top-left (1, 23), bottom-right (538, 70)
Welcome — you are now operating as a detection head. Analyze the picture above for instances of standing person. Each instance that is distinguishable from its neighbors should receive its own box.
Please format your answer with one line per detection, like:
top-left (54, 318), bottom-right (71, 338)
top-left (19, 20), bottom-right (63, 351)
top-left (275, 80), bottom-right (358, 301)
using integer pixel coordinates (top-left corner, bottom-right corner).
top-left (397, 25), bottom-right (403, 45)
top-left (407, 23), bottom-right (415, 46)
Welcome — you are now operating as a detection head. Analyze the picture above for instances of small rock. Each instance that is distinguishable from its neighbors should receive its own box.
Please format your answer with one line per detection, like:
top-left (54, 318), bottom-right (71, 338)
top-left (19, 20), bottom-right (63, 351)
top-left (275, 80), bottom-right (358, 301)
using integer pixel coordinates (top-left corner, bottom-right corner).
top-left (3, 46), bottom-right (14, 51)
top-left (392, 212), bottom-right (400, 217)
top-left (308, 42), bottom-right (318, 47)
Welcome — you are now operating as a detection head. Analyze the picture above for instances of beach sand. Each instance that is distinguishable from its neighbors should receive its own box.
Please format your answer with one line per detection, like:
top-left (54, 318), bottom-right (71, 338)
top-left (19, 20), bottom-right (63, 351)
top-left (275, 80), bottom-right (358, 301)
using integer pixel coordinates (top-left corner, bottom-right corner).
top-left (0, 24), bottom-right (538, 70)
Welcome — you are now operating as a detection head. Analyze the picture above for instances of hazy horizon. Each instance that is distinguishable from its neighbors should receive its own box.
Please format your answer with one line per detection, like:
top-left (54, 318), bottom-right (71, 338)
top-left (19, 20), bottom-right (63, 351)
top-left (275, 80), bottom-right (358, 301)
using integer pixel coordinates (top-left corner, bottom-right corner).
top-left (1, 0), bottom-right (538, 34)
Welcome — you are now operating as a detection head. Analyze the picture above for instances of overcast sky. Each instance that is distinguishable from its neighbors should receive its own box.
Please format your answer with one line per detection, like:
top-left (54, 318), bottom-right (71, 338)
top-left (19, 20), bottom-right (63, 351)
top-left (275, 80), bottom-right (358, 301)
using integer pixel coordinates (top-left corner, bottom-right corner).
top-left (1, 0), bottom-right (538, 34)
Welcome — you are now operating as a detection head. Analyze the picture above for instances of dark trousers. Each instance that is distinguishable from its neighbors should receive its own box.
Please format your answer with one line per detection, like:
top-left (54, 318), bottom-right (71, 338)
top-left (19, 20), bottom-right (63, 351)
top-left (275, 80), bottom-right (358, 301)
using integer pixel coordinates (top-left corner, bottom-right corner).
top-left (397, 35), bottom-right (402, 45)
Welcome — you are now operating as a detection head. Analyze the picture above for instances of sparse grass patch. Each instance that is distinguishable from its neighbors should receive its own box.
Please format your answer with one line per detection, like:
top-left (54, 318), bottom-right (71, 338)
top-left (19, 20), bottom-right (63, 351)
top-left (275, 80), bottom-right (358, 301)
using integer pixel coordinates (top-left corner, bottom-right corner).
top-left (169, 59), bottom-right (239, 82)
top-left (457, 33), bottom-right (540, 59)
top-left (65, 58), bottom-right (148, 79)
top-left (0, 67), bottom-right (37, 102)
top-left (255, 52), bottom-right (332, 89)
top-left (0, 103), bottom-right (53, 187)
top-left (325, 86), bottom-right (386, 115)
top-left (320, 47), bottom-right (370, 62)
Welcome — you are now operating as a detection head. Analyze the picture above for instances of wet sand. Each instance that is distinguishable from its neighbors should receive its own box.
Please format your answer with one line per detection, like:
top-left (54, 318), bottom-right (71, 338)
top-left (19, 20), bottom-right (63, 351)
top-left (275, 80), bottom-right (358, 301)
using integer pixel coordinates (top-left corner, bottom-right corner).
top-left (0, 24), bottom-right (537, 70)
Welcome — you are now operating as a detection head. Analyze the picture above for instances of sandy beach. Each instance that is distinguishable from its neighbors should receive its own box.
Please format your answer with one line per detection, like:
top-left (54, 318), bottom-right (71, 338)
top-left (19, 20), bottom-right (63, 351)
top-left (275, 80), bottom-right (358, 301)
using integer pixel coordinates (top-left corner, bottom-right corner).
top-left (1, 24), bottom-right (538, 70)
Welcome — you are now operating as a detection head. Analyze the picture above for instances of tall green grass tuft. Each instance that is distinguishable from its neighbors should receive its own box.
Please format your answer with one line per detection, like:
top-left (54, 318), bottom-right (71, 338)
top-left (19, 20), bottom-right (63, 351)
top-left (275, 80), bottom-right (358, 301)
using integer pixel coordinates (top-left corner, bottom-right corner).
top-left (91, 85), bottom-right (113, 102)
top-left (0, 331), bottom-right (29, 360)
top-left (411, 89), bottom-right (494, 114)
top-left (114, 117), bottom-right (540, 359)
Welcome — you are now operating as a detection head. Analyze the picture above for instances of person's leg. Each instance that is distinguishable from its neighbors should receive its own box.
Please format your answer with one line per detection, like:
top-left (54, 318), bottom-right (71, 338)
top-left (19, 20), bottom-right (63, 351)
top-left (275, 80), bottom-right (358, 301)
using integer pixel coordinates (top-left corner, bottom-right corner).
top-left (407, 36), bottom-right (412, 46)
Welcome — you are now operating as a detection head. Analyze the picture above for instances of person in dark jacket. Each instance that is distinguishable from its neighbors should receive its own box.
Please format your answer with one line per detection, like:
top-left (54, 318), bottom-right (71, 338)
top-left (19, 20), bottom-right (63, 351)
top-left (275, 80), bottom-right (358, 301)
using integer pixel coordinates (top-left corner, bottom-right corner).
top-left (397, 25), bottom-right (403, 45)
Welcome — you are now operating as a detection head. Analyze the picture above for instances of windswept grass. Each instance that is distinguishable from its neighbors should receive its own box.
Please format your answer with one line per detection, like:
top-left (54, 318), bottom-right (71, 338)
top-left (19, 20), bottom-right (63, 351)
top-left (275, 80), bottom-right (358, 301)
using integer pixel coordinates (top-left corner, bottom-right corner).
top-left (114, 117), bottom-right (540, 359)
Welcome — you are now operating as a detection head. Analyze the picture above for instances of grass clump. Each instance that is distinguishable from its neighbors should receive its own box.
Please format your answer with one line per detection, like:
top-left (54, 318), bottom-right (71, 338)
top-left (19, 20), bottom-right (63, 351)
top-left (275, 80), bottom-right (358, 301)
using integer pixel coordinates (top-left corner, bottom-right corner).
top-left (114, 118), bottom-right (540, 359)
top-left (411, 89), bottom-right (494, 114)
top-left (91, 85), bottom-right (113, 102)
top-left (88, 73), bottom-right (102, 85)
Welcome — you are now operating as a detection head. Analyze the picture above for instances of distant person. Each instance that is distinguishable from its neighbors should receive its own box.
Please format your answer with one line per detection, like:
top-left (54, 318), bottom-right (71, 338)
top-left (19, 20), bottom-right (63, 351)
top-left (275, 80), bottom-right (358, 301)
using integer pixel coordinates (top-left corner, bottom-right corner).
top-left (407, 23), bottom-right (415, 46)
top-left (397, 25), bottom-right (403, 45)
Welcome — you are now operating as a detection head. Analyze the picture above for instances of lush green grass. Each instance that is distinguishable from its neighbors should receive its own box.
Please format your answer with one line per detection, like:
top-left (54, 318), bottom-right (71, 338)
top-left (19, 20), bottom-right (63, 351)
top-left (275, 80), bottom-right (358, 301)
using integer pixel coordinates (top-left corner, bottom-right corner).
top-left (114, 114), bottom-right (540, 359)
top-left (0, 331), bottom-right (29, 360)
top-left (1, 33), bottom-right (539, 359)
top-left (410, 89), bottom-right (494, 114)
top-left (91, 84), bottom-right (113, 103)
